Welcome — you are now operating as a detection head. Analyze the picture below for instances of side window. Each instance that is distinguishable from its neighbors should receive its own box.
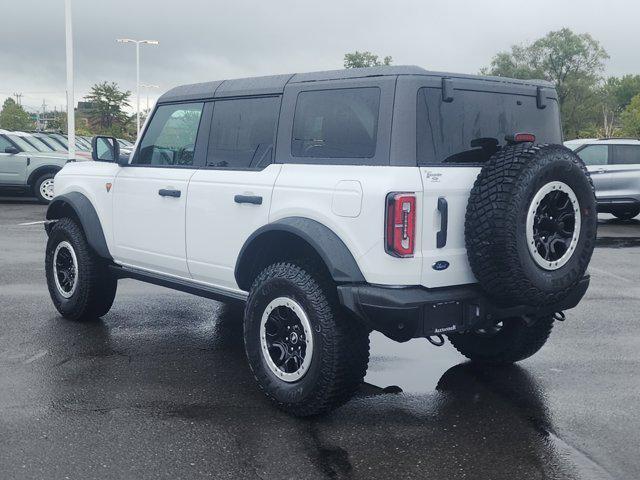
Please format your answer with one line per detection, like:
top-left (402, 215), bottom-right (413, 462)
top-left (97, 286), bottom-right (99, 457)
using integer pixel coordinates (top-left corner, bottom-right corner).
top-left (134, 102), bottom-right (204, 166)
top-left (207, 96), bottom-right (280, 169)
top-left (0, 136), bottom-right (13, 152)
top-left (291, 87), bottom-right (380, 158)
top-left (577, 145), bottom-right (608, 166)
top-left (611, 145), bottom-right (640, 165)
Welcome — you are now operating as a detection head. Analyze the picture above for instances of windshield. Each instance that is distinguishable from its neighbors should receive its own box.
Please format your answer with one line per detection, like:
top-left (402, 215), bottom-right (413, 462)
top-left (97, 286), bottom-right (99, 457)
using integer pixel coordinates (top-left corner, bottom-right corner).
top-left (64, 135), bottom-right (90, 150)
top-left (21, 135), bottom-right (55, 152)
top-left (6, 135), bottom-right (38, 152)
top-left (76, 138), bottom-right (91, 150)
top-left (49, 134), bottom-right (69, 149)
top-left (34, 134), bottom-right (67, 152)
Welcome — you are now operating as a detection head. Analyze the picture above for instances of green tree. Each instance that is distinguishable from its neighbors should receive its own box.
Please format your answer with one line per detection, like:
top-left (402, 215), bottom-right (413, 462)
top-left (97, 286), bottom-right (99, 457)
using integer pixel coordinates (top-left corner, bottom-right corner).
top-left (483, 28), bottom-right (609, 138)
top-left (344, 51), bottom-right (393, 68)
top-left (84, 82), bottom-right (132, 135)
top-left (621, 94), bottom-right (640, 137)
top-left (46, 111), bottom-right (67, 133)
top-left (605, 75), bottom-right (640, 108)
top-left (0, 98), bottom-right (34, 130)
top-left (597, 75), bottom-right (640, 137)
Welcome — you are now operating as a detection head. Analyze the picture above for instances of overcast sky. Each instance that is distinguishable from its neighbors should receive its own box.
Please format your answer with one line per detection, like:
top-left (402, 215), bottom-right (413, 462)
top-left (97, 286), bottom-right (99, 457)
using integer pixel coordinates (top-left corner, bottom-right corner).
top-left (1, 0), bottom-right (639, 114)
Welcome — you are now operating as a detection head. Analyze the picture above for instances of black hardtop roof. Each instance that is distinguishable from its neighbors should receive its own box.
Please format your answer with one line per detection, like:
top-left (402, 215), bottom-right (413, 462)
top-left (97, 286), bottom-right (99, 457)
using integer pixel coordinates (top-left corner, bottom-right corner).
top-left (157, 65), bottom-right (554, 103)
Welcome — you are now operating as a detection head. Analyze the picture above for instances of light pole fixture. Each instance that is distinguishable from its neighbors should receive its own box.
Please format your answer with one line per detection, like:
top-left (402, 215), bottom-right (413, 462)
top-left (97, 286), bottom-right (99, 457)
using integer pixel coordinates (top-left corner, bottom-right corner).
top-left (116, 38), bottom-right (159, 137)
top-left (140, 83), bottom-right (160, 113)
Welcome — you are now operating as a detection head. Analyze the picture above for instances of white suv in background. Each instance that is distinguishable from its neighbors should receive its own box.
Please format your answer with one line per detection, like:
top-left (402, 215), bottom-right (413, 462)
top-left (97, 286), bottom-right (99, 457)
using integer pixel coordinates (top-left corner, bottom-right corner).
top-left (44, 66), bottom-right (597, 416)
top-left (565, 138), bottom-right (640, 220)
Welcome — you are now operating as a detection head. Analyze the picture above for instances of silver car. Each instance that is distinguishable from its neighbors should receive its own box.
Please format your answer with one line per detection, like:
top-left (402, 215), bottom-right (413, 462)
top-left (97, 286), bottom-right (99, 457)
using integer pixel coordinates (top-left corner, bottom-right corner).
top-left (565, 138), bottom-right (640, 220)
top-left (0, 130), bottom-right (69, 203)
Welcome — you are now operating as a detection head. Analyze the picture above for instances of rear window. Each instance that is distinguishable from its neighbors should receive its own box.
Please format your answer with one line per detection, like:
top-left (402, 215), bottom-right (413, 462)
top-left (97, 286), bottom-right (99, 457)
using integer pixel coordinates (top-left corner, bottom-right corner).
top-left (292, 87), bottom-right (380, 159)
top-left (417, 87), bottom-right (562, 165)
top-left (611, 145), bottom-right (640, 165)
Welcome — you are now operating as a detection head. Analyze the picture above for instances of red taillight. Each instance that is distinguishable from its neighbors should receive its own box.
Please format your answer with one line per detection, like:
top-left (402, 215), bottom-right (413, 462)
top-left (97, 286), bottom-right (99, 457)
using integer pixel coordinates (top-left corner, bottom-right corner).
top-left (507, 133), bottom-right (536, 143)
top-left (385, 193), bottom-right (416, 258)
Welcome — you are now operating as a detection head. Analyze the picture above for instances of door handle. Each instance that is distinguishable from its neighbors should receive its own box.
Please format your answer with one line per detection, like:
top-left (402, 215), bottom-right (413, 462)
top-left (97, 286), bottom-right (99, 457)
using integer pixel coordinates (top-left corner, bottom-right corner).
top-left (234, 194), bottom-right (263, 205)
top-left (436, 197), bottom-right (448, 248)
top-left (158, 189), bottom-right (181, 198)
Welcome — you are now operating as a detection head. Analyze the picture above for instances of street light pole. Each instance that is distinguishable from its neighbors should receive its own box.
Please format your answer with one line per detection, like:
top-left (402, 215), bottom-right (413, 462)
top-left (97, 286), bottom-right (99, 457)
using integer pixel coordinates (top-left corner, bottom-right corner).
top-left (64, 0), bottom-right (75, 161)
top-left (136, 41), bottom-right (140, 135)
top-left (140, 83), bottom-right (160, 113)
top-left (116, 38), bottom-right (159, 137)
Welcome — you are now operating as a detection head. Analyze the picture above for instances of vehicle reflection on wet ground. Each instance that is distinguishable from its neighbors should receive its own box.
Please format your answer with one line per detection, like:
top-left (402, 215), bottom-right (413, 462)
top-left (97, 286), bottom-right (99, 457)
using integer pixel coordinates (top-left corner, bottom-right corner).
top-left (1, 203), bottom-right (638, 479)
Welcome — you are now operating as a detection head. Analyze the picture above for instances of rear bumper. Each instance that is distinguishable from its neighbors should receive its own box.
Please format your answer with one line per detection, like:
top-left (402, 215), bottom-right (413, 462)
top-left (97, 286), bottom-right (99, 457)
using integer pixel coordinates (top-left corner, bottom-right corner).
top-left (337, 276), bottom-right (590, 342)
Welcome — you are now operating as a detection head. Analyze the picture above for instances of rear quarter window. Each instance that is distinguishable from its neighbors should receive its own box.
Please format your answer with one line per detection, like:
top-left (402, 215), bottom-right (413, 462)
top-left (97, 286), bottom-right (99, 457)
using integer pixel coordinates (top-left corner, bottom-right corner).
top-left (291, 87), bottom-right (380, 159)
top-left (417, 87), bottom-right (562, 165)
top-left (611, 145), bottom-right (640, 165)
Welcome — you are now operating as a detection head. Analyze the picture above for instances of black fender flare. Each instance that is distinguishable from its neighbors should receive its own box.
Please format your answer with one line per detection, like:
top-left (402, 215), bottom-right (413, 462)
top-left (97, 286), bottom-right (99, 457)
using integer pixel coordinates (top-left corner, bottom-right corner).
top-left (235, 217), bottom-right (365, 290)
top-left (27, 165), bottom-right (62, 189)
top-left (46, 192), bottom-right (112, 260)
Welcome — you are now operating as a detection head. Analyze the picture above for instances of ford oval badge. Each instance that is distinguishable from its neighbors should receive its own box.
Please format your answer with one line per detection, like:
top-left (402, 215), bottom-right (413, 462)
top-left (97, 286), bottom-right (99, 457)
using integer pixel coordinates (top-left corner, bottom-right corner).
top-left (432, 261), bottom-right (450, 271)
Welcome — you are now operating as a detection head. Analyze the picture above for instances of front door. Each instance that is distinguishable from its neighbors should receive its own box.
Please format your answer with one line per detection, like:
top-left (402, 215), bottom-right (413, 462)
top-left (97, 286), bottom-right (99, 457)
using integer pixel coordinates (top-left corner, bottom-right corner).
top-left (577, 144), bottom-right (611, 198)
top-left (0, 137), bottom-right (28, 185)
top-left (186, 96), bottom-right (282, 291)
top-left (112, 101), bottom-right (207, 278)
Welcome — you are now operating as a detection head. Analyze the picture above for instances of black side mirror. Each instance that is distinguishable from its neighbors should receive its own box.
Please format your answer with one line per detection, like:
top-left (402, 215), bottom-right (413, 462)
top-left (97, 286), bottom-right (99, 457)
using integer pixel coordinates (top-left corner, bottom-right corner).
top-left (91, 136), bottom-right (122, 164)
top-left (4, 146), bottom-right (20, 154)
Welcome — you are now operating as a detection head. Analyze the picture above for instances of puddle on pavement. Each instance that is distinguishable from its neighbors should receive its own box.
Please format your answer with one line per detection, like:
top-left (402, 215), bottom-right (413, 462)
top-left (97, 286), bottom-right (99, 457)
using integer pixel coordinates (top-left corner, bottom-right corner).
top-left (363, 332), bottom-right (462, 394)
top-left (596, 236), bottom-right (640, 248)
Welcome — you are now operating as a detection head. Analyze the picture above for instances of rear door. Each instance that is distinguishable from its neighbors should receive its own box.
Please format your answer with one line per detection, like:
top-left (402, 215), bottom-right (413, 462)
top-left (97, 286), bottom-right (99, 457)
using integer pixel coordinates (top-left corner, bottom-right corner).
top-left (112, 101), bottom-right (207, 277)
top-left (186, 96), bottom-right (281, 291)
top-left (607, 144), bottom-right (640, 200)
top-left (410, 79), bottom-right (562, 288)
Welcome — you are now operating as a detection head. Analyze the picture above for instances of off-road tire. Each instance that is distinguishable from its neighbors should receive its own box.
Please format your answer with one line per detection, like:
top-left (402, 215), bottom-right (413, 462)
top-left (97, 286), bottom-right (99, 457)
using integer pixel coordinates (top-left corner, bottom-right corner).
top-left (465, 143), bottom-right (597, 307)
top-left (45, 218), bottom-right (117, 321)
top-left (34, 172), bottom-right (55, 204)
top-left (448, 316), bottom-right (554, 364)
top-left (243, 262), bottom-right (370, 417)
top-left (612, 207), bottom-right (640, 221)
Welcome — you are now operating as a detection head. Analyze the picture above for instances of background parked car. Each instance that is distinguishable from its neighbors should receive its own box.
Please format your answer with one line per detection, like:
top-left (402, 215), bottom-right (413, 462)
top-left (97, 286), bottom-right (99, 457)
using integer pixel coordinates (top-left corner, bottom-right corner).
top-left (43, 133), bottom-right (92, 160)
top-left (0, 130), bottom-right (69, 202)
top-left (10, 131), bottom-right (58, 153)
top-left (565, 138), bottom-right (640, 219)
top-left (31, 132), bottom-right (67, 153)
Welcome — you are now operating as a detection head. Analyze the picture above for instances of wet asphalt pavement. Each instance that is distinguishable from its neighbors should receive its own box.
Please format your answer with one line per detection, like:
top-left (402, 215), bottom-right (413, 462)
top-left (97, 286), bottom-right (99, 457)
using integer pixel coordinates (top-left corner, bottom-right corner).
top-left (1, 195), bottom-right (639, 480)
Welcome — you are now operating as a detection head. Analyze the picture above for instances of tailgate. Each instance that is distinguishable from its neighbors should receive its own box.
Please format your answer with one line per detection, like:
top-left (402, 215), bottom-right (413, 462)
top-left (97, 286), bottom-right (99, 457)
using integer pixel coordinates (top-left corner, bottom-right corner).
top-left (419, 166), bottom-right (481, 288)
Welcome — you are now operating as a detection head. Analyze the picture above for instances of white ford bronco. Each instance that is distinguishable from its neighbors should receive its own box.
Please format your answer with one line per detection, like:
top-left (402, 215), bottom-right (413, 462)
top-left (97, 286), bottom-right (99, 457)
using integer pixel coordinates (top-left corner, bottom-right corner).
top-left (45, 66), bottom-right (597, 416)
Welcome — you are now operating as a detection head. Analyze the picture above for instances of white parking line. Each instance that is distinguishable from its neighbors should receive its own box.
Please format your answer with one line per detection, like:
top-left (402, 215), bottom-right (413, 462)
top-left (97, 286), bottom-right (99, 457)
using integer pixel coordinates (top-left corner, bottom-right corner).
top-left (17, 220), bottom-right (54, 226)
top-left (24, 349), bottom-right (49, 364)
top-left (589, 266), bottom-right (633, 283)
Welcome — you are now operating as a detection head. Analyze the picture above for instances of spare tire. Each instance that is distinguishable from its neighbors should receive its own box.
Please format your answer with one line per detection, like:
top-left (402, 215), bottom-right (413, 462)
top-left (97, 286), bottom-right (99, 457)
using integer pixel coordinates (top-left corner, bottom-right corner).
top-left (465, 143), bottom-right (597, 307)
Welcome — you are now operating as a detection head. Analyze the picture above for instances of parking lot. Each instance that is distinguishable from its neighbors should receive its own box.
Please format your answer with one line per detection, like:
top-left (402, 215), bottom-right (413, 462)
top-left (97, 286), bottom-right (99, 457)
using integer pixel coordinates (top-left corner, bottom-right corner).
top-left (1, 196), bottom-right (639, 480)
